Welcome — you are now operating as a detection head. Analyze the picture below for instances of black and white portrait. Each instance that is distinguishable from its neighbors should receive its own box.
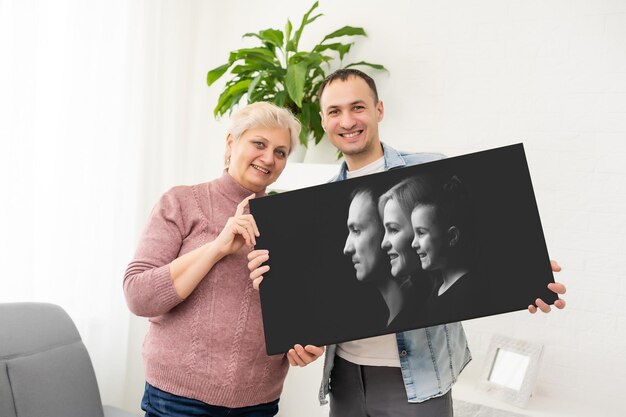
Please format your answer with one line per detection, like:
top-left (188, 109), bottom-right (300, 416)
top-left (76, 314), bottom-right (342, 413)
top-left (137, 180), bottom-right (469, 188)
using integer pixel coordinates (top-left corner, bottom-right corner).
top-left (251, 144), bottom-right (557, 355)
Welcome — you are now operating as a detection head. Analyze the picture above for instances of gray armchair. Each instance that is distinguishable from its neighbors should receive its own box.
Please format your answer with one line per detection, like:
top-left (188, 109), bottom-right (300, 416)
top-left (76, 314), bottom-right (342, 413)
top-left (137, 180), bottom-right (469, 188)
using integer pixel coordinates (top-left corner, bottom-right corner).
top-left (0, 302), bottom-right (138, 417)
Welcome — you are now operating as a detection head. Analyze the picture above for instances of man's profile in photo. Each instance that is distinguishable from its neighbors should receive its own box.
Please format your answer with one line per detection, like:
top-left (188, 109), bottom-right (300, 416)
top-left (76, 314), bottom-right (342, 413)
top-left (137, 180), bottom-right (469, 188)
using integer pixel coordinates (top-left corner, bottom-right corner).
top-left (344, 183), bottom-right (431, 330)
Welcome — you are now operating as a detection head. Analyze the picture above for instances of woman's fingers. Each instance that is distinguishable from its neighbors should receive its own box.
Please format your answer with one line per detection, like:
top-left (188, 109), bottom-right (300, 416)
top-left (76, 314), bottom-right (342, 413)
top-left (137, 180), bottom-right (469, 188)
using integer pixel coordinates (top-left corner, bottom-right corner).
top-left (287, 344), bottom-right (325, 367)
top-left (252, 276), bottom-right (264, 290)
top-left (248, 249), bottom-right (269, 262)
top-left (248, 250), bottom-right (269, 270)
top-left (248, 250), bottom-right (269, 290)
top-left (234, 218), bottom-right (255, 246)
top-left (250, 265), bottom-right (270, 280)
top-left (236, 193), bottom-right (256, 216)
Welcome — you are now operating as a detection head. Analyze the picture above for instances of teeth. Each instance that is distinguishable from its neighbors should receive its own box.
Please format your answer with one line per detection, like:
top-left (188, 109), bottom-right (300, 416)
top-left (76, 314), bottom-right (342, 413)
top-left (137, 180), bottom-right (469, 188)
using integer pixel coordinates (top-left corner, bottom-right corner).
top-left (342, 131), bottom-right (361, 138)
top-left (252, 164), bottom-right (269, 174)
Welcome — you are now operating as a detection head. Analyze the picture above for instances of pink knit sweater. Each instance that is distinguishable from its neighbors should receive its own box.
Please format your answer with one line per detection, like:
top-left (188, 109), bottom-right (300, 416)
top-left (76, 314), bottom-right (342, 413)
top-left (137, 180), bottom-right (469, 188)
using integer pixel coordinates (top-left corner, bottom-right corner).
top-left (123, 171), bottom-right (287, 408)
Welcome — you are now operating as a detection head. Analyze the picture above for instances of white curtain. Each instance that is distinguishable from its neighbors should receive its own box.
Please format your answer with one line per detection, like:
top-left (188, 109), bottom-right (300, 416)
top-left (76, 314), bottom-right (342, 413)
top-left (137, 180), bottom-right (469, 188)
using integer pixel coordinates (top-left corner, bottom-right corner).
top-left (0, 0), bottom-right (225, 410)
top-left (0, 0), bottom-right (142, 407)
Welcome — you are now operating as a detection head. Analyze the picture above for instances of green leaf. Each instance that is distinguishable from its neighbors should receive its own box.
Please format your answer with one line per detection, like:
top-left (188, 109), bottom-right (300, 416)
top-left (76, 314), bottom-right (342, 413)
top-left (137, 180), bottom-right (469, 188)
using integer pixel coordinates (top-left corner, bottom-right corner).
top-left (321, 26), bottom-right (366, 43)
top-left (274, 90), bottom-right (287, 107)
top-left (299, 124), bottom-right (309, 146)
top-left (313, 42), bottom-right (353, 60)
top-left (230, 60), bottom-right (278, 74)
top-left (300, 101), bottom-right (312, 129)
top-left (207, 63), bottom-right (232, 86)
top-left (247, 74), bottom-right (262, 97)
top-left (286, 62), bottom-right (307, 107)
top-left (213, 79), bottom-right (253, 117)
top-left (344, 61), bottom-right (388, 71)
top-left (260, 29), bottom-right (284, 48)
top-left (235, 47), bottom-right (278, 63)
top-left (288, 51), bottom-right (323, 67)
top-left (245, 29), bottom-right (285, 49)
top-left (293, 1), bottom-right (319, 50)
top-left (214, 90), bottom-right (236, 117)
top-left (285, 19), bottom-right (293, 46)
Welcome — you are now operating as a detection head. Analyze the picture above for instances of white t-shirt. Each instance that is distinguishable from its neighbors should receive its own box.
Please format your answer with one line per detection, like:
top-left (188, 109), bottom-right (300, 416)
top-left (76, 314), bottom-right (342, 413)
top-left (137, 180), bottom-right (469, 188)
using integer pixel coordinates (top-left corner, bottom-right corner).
top-left (339, 156), bottom-right (401, 367)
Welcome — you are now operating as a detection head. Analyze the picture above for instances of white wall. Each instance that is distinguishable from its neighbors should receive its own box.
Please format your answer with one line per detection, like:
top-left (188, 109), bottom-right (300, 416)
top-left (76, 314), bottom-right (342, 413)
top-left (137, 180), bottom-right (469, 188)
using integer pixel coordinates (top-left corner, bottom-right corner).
top-left (121, 1), bottom-right (626, 415)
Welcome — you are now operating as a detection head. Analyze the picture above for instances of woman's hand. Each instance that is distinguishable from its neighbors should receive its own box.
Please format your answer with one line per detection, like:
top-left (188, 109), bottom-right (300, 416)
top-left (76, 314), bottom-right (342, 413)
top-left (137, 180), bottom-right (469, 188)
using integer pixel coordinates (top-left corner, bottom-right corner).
top-left (248, 249), bottom-right (270, 290)
top-left (529, 260), bottom-right (567, 313)
top-left (214, 194), bottom-right (259, 256)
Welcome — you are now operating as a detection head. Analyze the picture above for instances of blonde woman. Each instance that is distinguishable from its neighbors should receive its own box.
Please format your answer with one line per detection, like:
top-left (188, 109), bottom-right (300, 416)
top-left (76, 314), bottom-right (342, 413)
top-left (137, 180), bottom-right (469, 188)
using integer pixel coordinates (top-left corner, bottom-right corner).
top-left (123, 102), bottom-right (323, 417)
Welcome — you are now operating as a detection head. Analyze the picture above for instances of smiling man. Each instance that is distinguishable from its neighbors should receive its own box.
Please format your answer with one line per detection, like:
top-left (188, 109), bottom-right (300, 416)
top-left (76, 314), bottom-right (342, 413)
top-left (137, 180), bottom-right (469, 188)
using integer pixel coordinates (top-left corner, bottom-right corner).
top-left (248, 68), bottom-right (567, 417)
top-left (314, 69), bottom-right (567, 417)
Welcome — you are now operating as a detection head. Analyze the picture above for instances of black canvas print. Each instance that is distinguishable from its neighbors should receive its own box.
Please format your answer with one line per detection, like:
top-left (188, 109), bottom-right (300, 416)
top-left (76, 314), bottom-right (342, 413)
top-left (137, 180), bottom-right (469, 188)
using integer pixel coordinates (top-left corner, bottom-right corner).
top-left (250, 143), bottom-right (558, 355)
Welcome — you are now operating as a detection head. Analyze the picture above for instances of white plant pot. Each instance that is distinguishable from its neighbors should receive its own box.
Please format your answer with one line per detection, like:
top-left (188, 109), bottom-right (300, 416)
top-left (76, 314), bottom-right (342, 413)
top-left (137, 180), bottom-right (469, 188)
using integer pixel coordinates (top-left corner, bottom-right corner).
top-left (303, 135), bottom-right (342, 164)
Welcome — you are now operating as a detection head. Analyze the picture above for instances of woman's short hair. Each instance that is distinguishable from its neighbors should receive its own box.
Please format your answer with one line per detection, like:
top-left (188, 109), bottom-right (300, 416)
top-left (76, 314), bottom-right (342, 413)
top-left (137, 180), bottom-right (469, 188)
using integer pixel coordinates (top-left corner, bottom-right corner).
top-left (378, 176), bottom-right (433, 219)
top-left (226, 102), bottom-right (301, 164)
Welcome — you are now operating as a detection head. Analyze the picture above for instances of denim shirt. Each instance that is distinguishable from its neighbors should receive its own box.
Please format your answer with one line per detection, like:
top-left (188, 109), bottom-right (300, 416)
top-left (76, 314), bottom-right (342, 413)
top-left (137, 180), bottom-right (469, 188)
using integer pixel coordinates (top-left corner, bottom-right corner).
top-left (319, 143), bottom-right (472, 404)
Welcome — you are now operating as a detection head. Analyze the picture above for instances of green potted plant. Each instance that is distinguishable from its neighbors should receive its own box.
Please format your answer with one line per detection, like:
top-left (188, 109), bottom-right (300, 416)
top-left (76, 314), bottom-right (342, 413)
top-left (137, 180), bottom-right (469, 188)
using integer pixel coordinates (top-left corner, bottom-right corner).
top-left (207, 1), bottom-right (386, 149)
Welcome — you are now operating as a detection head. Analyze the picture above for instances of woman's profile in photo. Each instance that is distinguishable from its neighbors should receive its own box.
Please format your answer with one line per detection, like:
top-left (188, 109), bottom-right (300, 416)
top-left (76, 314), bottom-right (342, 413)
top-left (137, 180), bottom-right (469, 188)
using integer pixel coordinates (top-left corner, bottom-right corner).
top-left (377, 177), bottom-right (435, 329)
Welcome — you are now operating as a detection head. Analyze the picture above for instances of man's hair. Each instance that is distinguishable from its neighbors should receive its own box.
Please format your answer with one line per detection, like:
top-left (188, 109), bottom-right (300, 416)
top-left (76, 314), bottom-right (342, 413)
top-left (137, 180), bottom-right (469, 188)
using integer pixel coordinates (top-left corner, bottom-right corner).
top-left (349, 184), bottom-right (385, 227)
top-left (317, 68), bottom-right (379, 104)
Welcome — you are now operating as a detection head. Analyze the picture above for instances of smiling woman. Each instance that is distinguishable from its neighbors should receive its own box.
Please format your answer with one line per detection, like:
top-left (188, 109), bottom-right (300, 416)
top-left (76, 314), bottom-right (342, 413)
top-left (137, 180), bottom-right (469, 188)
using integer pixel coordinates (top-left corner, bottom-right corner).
top-left (226, 126), bottom-right (292, 192)
top-left (224, 102), bottom-right (300, 192)
top-left (376, 176), bottom-right (435, 328)
top-left (122, 102), bottom-right (323, 416)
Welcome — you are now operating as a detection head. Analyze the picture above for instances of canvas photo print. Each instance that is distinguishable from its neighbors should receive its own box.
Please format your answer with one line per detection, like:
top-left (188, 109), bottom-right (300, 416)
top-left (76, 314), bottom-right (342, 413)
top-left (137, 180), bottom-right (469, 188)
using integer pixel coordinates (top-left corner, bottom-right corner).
top-left (249, 143), bottom-right (558, 355)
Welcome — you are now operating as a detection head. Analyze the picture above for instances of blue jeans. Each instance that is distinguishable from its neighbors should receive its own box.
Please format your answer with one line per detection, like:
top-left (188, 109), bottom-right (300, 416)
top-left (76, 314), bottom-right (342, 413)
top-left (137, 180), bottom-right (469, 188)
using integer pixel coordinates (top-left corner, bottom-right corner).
top-left (141, 383), bottom-right (279, 417)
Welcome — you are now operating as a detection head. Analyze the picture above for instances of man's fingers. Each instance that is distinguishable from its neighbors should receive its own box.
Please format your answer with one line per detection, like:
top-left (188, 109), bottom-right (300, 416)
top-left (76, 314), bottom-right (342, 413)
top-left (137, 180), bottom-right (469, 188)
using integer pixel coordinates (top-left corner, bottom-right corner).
top-left (548, 282), bottom-right (566, 295)
top-left (550, 260), bottom-right (561, 272)
top-left (535, 298), bottom-right (551, 313)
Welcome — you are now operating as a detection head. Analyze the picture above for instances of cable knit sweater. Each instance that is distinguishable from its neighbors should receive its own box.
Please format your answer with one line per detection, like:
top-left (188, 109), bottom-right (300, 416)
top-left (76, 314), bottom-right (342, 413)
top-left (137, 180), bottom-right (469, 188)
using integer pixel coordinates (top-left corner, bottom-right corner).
top-left (123, 171), bottom-right (288, 408)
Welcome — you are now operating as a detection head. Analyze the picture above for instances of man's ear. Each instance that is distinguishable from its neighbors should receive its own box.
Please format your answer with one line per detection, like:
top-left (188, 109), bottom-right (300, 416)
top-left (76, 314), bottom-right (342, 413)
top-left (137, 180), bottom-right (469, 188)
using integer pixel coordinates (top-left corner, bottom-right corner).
top-left (447, 226), bottom-right (460, 247)
top-left (376, 99), bottom-right (385, 122)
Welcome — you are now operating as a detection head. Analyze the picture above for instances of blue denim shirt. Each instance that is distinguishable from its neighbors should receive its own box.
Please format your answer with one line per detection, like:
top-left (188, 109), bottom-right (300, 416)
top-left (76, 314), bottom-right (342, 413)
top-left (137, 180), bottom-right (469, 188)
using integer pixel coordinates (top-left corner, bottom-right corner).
top-left (319, 143), bottom-right (472, 404)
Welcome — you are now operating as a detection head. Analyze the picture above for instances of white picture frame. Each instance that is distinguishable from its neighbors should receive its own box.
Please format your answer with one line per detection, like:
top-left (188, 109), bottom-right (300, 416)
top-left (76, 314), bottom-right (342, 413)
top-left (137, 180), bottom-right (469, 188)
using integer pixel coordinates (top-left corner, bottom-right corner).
top-left (479, 334), bottom-right (544, 408)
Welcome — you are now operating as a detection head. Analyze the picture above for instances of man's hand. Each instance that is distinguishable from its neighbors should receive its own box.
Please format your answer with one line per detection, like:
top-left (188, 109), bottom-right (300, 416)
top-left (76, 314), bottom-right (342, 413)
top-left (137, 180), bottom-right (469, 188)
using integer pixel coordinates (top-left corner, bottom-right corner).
top-left (529, 260), bottom-right (567, 313)
top-left (287, 344), bottom-right (325, 367)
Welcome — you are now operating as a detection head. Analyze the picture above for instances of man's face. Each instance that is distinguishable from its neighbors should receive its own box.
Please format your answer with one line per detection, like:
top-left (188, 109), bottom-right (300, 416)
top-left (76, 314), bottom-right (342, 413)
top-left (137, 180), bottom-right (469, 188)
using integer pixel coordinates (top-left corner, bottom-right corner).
top-left (319, 76), bottom-right (384, 159)
top-left (343, 193), bottom-right (386, 282)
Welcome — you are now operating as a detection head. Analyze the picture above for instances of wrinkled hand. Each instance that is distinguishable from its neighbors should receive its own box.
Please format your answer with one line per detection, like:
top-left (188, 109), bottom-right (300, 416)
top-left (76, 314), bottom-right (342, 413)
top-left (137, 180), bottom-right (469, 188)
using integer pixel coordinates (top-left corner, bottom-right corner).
top-left (248, 249), bottom-right (270, 290)
top-left (287, 344), bottom-right (325, 367)
top-left (529, 260), bottom-right (567, 313)
top-left (214, 194), bottom-right (259, 256)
